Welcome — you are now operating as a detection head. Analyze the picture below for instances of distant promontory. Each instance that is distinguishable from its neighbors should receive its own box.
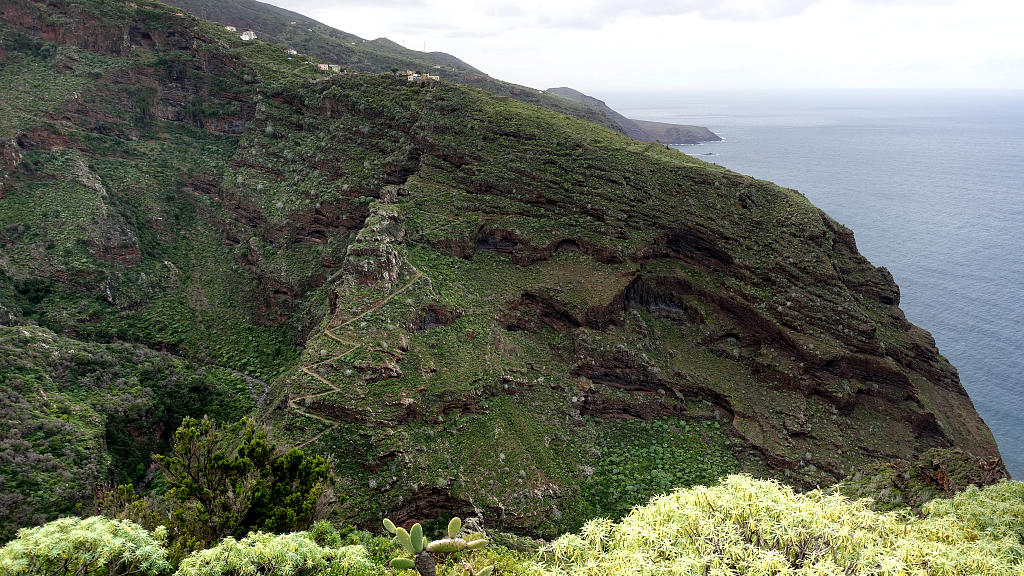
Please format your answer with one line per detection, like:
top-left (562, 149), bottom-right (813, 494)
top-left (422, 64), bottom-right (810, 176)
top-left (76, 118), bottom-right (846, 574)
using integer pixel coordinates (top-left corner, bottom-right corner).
top-left (546, 87), bottom-right (722, 144)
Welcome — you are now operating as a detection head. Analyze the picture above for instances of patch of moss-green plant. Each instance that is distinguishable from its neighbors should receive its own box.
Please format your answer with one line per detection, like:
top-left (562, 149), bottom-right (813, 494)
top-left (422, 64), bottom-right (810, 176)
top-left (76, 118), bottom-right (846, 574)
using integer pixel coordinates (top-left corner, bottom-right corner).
top-left (556, 417), bottom-right (739, 530)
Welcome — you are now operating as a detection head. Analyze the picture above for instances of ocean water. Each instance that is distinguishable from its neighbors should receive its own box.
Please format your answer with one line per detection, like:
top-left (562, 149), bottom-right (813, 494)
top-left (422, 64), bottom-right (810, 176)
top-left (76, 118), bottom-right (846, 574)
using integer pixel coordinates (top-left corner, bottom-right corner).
top-left (603, 90), bottom-right (1024, 477)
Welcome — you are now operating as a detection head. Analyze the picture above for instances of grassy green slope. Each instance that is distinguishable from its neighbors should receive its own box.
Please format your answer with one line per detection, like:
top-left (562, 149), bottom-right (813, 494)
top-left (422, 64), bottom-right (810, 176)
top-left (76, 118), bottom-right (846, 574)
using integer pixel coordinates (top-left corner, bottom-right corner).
top-left (0, 324), bottom-right (254, 541)
top-left (156, 0), bottom-right (484, 74)
top-left (258, 77), bottom-right (1000, 533)
top-left (546, 86), bottom-right (721, 144)
top-left (0, 0), bottom-right (1005, 539)
top-left (157, 0), bottom-right (625, 134)
top-left (0, 1), bottom-right (331, 535)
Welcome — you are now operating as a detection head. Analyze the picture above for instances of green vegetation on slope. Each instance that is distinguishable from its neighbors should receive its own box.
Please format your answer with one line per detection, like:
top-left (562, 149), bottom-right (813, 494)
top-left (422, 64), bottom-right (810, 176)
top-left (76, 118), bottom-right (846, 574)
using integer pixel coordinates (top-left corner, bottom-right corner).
top-left (0, 325), bottom-right (254, 541)
top-left (0, 0), bottom-right (1007, 542)
top-left (158, 0), bottom-right (482, 74)
top-left (568, 418), bottom-right (738, 524)
top-left (4, 476), bottom-right (1023, 576)
top-left (158, 0), bottom-right (626, 133)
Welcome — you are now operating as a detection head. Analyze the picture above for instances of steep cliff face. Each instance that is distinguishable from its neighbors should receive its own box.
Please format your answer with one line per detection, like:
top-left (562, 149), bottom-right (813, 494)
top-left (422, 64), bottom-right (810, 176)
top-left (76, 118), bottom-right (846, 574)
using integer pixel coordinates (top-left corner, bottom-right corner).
top-left (0, 0), bottom-right (1004, 537)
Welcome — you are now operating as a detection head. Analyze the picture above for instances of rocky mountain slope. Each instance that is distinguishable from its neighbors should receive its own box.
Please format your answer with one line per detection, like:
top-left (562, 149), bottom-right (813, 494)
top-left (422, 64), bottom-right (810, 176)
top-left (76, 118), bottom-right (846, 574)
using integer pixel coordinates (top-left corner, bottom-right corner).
top-left (158, 0), bottom-right (629, 135)
top-left (546, 86), bottom-right (721, 144)
top-left (159, 0), bottom-right (484, 75)
top-left (0, 0), bottom-right (1004, 539)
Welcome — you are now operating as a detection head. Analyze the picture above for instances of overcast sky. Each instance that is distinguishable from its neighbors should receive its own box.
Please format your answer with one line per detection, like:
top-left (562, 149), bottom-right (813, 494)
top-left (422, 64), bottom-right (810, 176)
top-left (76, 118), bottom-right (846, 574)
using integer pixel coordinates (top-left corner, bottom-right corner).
top-left (263, 0), bottom-right (1024, 93)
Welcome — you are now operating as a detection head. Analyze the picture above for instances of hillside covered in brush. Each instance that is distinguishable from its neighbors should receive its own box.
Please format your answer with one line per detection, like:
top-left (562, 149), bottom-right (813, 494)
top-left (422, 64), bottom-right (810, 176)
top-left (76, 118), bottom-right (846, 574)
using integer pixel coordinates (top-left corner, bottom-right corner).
top-left (0, 0), bottom-right (1007, 541)
top-left (157, 0), bottom-right (633, 135)
top-left (158, 1), bottom-right (721, 145)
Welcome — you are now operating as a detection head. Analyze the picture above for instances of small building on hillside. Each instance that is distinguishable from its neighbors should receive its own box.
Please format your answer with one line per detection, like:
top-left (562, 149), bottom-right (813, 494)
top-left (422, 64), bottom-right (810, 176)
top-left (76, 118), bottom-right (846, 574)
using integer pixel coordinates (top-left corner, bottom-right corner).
top-left (406, 71), bottom-right (440, 82)
top-left (285, 48), bottom-right (298, 55)
top-left (224, 25), bottom-right (237, 32)
top-left (240, 29), bottom-right (256, 41)
top-left (316, 63), bottom-right (330, 71)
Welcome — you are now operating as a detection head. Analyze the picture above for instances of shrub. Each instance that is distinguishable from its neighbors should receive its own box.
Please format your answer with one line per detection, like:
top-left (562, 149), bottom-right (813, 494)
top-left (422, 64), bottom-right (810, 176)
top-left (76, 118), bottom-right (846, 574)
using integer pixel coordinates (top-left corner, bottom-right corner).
top-left (174, 532), bottom-right (381, 576)
top-left (917, 480), bottom-right (1024, 566)
top-left (155, 417), bottom-right (333, 550)
top-left (308, 520), bottom-right (342, 548)
top-left (544, 474), bottom-right (1024, 576)
top-left (0, 516), bottom-right (170, 576)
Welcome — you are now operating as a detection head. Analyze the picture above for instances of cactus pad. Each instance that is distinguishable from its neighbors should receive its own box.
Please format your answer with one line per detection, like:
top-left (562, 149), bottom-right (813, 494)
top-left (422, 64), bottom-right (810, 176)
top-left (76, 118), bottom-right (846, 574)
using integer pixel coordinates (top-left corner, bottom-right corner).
top-left (390, 557), bottom-right (416, 570)
top-left (447, 517), bottom-right (462, 538)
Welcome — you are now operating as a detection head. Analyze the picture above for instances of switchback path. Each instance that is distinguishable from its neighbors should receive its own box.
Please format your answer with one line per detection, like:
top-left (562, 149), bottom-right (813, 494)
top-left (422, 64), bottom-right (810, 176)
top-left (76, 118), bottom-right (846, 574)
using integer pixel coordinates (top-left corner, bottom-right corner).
top-left (288, 271), bottom-right (425, 448)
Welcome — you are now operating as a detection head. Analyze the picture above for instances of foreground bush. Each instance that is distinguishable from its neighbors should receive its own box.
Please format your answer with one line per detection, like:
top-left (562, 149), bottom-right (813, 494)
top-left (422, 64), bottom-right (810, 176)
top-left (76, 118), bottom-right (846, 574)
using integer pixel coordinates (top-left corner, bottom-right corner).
top-left (175, 531), bottom-right (382, 576)
top-left (0, 516), bottom-right (171, 576)
top-left (545, 474), bottom-right (1024, 576)
top-left (156, 416), bottom-right (334, 551)
top-left (4, 476), bottom-right (1022, 576)
top-left (916, 480), bottom-right (1024, 566)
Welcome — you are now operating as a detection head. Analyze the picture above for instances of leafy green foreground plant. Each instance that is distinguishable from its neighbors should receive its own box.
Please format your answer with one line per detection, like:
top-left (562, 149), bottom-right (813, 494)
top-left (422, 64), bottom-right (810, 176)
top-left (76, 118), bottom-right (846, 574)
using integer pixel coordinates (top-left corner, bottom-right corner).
top-left (5, 476), bottom-right (1024, 576)
top-left (154, 417), bottom-right (334, 552)
top-left (175, 531), bottom-right (379, 576)
top-left (545, 474), bottom-right (1024, 576)
top-left (0, 518), bottom-right (384, 576)
top-left (0, 516), bottom-right (171, 576)
top-left (383, 517), bottom-right (493, 576)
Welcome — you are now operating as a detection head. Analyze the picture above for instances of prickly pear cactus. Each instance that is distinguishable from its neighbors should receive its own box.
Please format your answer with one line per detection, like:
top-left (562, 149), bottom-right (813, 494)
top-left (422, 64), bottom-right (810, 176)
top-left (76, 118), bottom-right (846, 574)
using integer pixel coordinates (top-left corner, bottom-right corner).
top-left (382, 516), bottom-right (493, 576)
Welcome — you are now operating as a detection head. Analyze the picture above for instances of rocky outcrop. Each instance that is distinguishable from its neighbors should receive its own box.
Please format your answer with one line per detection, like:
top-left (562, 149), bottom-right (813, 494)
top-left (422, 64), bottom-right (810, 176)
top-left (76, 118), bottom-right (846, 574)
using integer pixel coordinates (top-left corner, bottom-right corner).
top-left (0, 139), bottom-right (20, 198)
top-left (841, 448), bottom-right (1009, 510)
top-left (69, 156), bottom-right (142, 265)
top-left (0, 0), bottom-right (199, 57)
top-left (342, 195), bottom-right (406, 290)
